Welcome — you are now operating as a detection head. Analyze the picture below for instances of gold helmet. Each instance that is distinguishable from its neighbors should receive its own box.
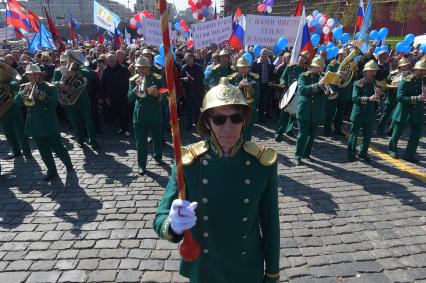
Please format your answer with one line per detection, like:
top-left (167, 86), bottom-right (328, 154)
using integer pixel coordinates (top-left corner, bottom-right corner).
top-left (60, 53), bottom-right (69, 62)
top-left (134, 56), bottom-right (151, 67)
top-left (197, 77), bottom-right (251, 136)
top-left (300, 51), bottom-right (310, 59)
top-left (363, 60), bottom-right (379, 71)
top-left (413, 59), bottom-right (426, 70)
top-left (398, 58), bottom-right (411, 68)
top-left (25, 63), bottom-right (42, 74)
top-left (310, 56), bottom-right (325, 68)
top-left (219, 49), bottom-right (230, 56)
top-left (142, 48), bottom-right (154, 56)
top-left (236, 57), bottom-right (250, 67)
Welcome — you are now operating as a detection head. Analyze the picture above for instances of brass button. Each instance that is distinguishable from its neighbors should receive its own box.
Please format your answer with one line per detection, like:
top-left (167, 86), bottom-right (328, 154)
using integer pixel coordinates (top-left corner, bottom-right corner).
top-left (203, 232), bottom-right (209, 238)
top-left (242, 217), bottom-right (248, 222)
top-left (244, 198), bottom-right (250, 204)
top-left (202, 159), bottom-right (208, 166)
top-left (202, 178), bottom-right (208, 184)
top-left (242, 235), bottom-right (247, 239)
top-left (202, 198), bottom-right (208, 204)
top-left (245, 160), bottom-right (251, 166)
top-left (203, 249), bottom-right (209, 254)
top-left (241, 251), bottom-right (246, 255)
top-left (203, 216), bottom-right (209, 221)
top-left (245, 179), bottom-right (251, 185)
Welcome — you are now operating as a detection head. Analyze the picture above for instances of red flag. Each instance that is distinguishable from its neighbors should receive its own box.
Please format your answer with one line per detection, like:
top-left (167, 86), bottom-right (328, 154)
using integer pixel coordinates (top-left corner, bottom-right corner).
top-left (6, 0), bottom-right (40, 32)
top-left (114, 26), bottom-right (121, 50)
top-left (97, 28), bottom-right (104, 45)
top-left (294, 0), bottom-right (302, 16)
top-left (44, 7), bottom-right (65, 53)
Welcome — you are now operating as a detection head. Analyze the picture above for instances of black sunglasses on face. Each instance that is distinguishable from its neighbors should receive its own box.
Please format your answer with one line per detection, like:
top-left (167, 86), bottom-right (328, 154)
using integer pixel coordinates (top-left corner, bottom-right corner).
top-left (209, 113), bottom-right (244, 126)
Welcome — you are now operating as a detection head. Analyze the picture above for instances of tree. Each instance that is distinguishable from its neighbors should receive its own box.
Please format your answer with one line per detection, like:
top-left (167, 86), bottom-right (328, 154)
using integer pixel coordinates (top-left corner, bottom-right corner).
top-left (390, 0), bottom-right (422, 35)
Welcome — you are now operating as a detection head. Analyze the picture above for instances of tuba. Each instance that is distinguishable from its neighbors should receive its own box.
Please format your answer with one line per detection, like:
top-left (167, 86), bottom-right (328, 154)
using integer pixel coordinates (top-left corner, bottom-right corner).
top-left (58, 50), bottom-right (89, 106)
top-left (0, 61), bottom-right (22, 117)
top-left (336, 46), bottom-right (362, 88)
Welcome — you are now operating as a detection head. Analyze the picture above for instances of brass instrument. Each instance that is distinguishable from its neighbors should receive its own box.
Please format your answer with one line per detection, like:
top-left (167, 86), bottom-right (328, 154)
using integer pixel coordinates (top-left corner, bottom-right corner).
top-left (58, 50), bottom-right (89, 106)
top-left (240, 77), bottom-right (255, 104)
top-left (320, 73), bottom-right (337, 100)
top-left (336, 46), bottom-right (362, 88)
top-left (135, 75), bottom-right (147, 98)
top-left (0, 61), bottom-right (22, 117)
top-left (23, 83), bottom-right (45, 107)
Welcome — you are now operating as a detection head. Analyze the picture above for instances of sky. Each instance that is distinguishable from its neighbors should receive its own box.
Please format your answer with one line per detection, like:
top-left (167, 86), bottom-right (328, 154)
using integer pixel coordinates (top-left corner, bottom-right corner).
top-left (116, 0), bottom-right (188, 12)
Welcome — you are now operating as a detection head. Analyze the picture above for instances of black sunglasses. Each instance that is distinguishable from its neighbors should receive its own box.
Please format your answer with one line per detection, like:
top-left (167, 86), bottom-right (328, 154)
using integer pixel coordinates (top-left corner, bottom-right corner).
top-left (209, 113), bottom-right (244, 126)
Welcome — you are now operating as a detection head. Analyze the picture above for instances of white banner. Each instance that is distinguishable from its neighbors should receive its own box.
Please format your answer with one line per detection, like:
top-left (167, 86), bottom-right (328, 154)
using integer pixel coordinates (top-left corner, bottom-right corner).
top-left (143, 18), bottom-right (176, 47)
top-left (191, 16), bottom-right (232, 49)
top-left (244, 15), bottom-right (300, 47)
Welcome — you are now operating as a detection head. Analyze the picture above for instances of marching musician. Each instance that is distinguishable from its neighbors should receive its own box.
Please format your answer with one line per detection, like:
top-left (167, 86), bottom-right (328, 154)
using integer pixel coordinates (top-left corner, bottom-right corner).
top-left (0, 61), bottom-right (32, 160)
top-left (377, 57), bottom-right (412, 136)
top-left (348, 60), bottom-right (381, 162)
top-left (205, 49), bottom-right (234, 88)
top-left (227, 57), bottom-right (260, 141)
top-left (275, 51), bottom-right (309, 141)
top-left (388, 59), bottom-right (426, 163)
top-left (52, 50), bottom-right (99, 150)
top-left (128, 56), bottom-right (166, 175)
top-left (324, 48), bottom-right (353, 137)
top-left (153, 78), bottom-right (279, 283)
top-left (141, 48), bottom-right (163, 75)
top-left (16, 63), bottom-right (73, 181)
top-left (293, 56), bottom-right (330, 166)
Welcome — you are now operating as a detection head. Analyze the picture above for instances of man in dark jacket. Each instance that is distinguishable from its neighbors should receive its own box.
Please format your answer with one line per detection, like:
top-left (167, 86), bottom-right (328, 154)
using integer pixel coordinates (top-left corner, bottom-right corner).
top-left (102, 54), bottom-right (130, 136)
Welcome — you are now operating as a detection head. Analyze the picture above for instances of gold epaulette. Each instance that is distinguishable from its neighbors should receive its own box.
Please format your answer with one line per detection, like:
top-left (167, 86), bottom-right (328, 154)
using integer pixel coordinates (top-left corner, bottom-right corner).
top-left (243, 141), bottom-right (277, 166)
top-left (129, 74), bottom-right (139, 82)
top-left (152, 73), bottom-right (162, 80)
top-left (20, 82), bottom-right (31, 87)
top-left (404, 74), bottom-right (414, 82)
top-left (227, 72), bottom-right (239, 81)
top-left (182, 141), bottom-right (209, 166)
top-left (390, 69), bottom-right (399, 75)
top-left (154, 65), bottom-right (162, 70)
top-left (302, 71), bottom-right (311, 76)
top-left (249, 72), bottom-right (259, 79)
top-left (212, 64), bottom-right (221, 71)
top-left (43, 81), bottom-right (54, 87)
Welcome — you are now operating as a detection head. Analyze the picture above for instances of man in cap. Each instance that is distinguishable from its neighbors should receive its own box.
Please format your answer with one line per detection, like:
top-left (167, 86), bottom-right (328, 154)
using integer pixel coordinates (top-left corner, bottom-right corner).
top-left (275, 51), bottom-right (309, 141)
top-left (128, 56), bottom-right (166, 175)
top-left (228, 56), bottom-right (260, 140)
top-left (375, 50), bottom-right (390, 81)
top-left (142, 48), bottom-right (163, 75)
top-left (377, 57), bottom-right (412, 136)
top-left (348, 60), bottom-right (381, 162)
top-left (293, 56), bottom-right (331, 166)
top-left (16, 63), bottom-right (73, 181)
top-left (0, 61), bottom-right (32, 160)
top-left (323, 48), bottom-right (353, 137)
top-left (388, 59), bottom-right (426, 163)
top-left (205, 49), bottom-right (234, 88)
top-left (153, 77), bottom-right (280, 283)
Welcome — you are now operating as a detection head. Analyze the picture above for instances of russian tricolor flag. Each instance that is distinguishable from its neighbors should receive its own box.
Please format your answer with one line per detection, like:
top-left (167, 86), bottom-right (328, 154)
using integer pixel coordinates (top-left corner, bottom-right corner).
top-left (290, 7), bottom-right (313, 64)
top-left (356, 0), bottom-right (364, 32)
top-left (228, 8), bottom-right (245, 51)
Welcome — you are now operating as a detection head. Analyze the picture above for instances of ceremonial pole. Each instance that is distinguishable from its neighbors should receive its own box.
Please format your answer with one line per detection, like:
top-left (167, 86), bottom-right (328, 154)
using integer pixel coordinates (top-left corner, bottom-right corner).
top-left (159, 0), bottom-right (200, 261)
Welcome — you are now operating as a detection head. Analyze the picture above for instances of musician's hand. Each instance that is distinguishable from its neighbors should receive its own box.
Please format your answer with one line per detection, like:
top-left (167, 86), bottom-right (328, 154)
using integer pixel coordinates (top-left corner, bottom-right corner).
top-left (169, 199), bottom-right (198, 235)
top-left (418, 94), bottom-right (426, 102)
top-left (105, 98), bottom-right (111, 106)
top-left (150, 88), bottom-right (159, 96)
top-left (369, 93), bottom-right (380, 102)
top-left (358, 79), bottom-right (365, 88)
top-left (58, 82), bottom-right (66, 90)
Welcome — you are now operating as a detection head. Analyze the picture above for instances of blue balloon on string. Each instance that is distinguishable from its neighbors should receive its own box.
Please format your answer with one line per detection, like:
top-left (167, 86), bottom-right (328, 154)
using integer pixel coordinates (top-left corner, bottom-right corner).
top-left (175, 23), bottom-right (181, 31)
top-left (312, 10), bottom-right (319, 17)
top-left (314, 23), bottom-right (323, 35)
top-left (404, 33), bottom-right (415, 45)
top-left (373, 47), bottom-right (380, 55)
top-left (369, 30), bottom-right (378, 40)
top-left (340, 33), bottom-right (350, 44)
top-left (420, 43), bottom-right (426, 53)
top-left (317, 45), bottom-right (326, 53)
top-left (272, 45), bottom-right (281, 56)
top-left (243, 53), bottom-right (253, 65)
top-left (311, 34), bottom-right (320, 46)
top-left (253, 44), bottom-right (262, 57)
top-left (159, 44), bottom-right (165, 57)
top-left (395, 41), bottom-right (405, 53)
top-left (326, 42), bottom-right (334, 49)
top-left (326, 49), bottom-right (334, 59)
top-left (203, 10), bottom-right (209, 17)
top-left (332, 27), bottom-right (343, 40)
top-left (378, 27), bottom-right (388, 40)
top-left (403, 44), bottom-right (411, 53)
top-left (380, 45), bottom-right (389, 52)
top-left (277, 37), bottom-right (288, 50)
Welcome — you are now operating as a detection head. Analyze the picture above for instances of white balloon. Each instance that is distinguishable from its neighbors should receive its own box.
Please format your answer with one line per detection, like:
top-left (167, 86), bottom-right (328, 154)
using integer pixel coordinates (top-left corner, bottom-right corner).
top-left (193, 12), bottom-right (199, 19)
top-left (266, 5), bottom-right (272, 13)
top-left (327, 18), bottom-right (334, 27)
top-left (323, 25), bottom-right (330, 34)
top-left (208, 6), bottom-right (214, 13)
top-left (319, 16), bottom-right (326, 25)
top-left (201, 17), bottom-right (206, 22)
top-left (306, 15), bottom-right (313, 21)
top-left (137, 28), bottom-right (143, 35)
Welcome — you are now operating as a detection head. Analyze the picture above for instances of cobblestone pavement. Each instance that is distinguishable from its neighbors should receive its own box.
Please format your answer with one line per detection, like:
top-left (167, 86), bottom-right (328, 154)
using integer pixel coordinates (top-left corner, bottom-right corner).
top-left (0, 122), bottom-right (425, 283)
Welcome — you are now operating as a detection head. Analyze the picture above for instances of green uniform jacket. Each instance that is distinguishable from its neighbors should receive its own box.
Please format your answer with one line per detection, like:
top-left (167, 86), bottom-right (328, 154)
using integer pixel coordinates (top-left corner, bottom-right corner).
top-left (16, 81), bottom-right (60, 138)
top-left (350, 79), bottom-right (376, 124)
top-left (326, 60), bottom-right (353, 100)
top-left (392, 75), bottom-right (425, 125)
top-left (207, 64), bottom-right (234, 87)
top-left (128, 73), bottom-right (166, 126)
top-left (384, 70), bottom-right (399, 105)
top-left (296, 71), bottom-right (327, 124)
top-left (0, 81), bottom-right (20, 122)
top-left (280, 64), bottom-right (306, 88)
top-left (227, 72), bottom-right (260, 122)
top-left (153, 140), bottom-right (280, 283)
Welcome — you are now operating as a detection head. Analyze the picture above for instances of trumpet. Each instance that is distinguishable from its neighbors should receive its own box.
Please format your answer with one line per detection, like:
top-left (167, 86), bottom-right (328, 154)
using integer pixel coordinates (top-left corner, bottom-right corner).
top-left (23, 83), bottom-right (45, 107)
top-left (135, 76), bottom-right (146, 98)
top-left (319, 74), bottom-right (337, 100)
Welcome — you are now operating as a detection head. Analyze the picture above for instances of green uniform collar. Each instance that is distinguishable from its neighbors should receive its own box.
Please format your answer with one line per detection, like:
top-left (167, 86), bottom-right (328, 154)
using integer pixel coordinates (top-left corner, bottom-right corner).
top-left (209, 135), bottom-right (244, 158)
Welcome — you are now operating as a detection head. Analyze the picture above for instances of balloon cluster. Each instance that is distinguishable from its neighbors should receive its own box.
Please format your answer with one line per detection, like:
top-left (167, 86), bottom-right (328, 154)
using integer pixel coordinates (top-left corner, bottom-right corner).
top-left (188, 0), bottom-right (215, 22)
top-left (175, 20), bottom-right (191, 39)
top-left (395, 33), bottom-right (416, 54)
top-left (257, 0), bottom-right (274, 14)
top-left (306, 10), bottom-right (336, 42)
top-left (129, 10), bottom-right (155, 35)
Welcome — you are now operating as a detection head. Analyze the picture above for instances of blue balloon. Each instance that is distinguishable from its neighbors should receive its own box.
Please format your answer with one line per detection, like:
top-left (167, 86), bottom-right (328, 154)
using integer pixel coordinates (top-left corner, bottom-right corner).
top-left (380, 45), bottom-right (389, 52)
top-left (243, 53), bottom-right (253, 65)
top-left (395, 42), bottom-right (404, 53)
top-left (159, 44), bottom-right (165, 57)
top-left (204, 70), bottom-right (211, 77)
top-left (404, 33), bottom-right (415, 45)
top-left (175, 23), bottom-right (181, 31)
top-left (309, 18), bottom-right (318, 27)
top-left (326, 48), bottom-right (334, 60)
top-left (311, 34), bottom-right (320, 46)
top-left (154, 55), bottom-right (164, 67)
top-left (404, 44), bottom-right (411, 53)
top-left (203, 10), bottom-right (209, 17)
top-left (369, 30), bottom-right (378, 40)
top-left (136, 22), bottom-right (143, 28)
top-left (253, 44), bottom-right (262, 57)
top-left (183, 31), bottom-right (190, 38)
top-left (277, 37), bottom-right (288, 50)
top-left (272, 45), bottom-right (281, 56)
top-left (373, 47), bottom-right (380, 55)
top-left (420, 43), bottom-right (426, 53)
top-left (378, 27), bottom-right (389, 40)
top-left (314, 23), bottom-right (323, 35)
top-left (315, 13), bottom-right (322, 21)
top-left (340, 33), bottom-right (350, 44)
top-left (332, 27), bottom-right (343, 40)
top-left (312, 10), bottom-right (320, 17)
top-left (326, 42), bottom-right (334, 49)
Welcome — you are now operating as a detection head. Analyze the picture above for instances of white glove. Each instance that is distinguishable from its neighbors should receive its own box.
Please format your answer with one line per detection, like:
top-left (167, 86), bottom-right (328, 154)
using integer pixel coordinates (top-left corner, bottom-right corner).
top-left (169, 199), bottom-right (198, 235)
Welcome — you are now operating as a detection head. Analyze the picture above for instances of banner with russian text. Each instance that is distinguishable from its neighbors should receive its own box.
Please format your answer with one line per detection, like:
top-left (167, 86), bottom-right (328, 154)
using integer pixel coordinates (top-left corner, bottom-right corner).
top-left (143, 17), bottom-right (176, 46)
top-left (191, 16), bottom-right (232, 49)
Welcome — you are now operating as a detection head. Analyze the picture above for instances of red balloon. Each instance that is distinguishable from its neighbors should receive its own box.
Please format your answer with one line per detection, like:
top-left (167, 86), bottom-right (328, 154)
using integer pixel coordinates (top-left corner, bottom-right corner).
top-left (202, 0), bottom-right (210, 5)
top-left (129, 23), bottom-right (137, 29)
top-left (197, 13), bottom-right (204, 20)
top-left (257, 4), bottom-right (266, 12)
top-left (309, 26), bottom-right (315, 33)
top-left (195, 2), bottom-right (203, 9)
top-left (180, 20), bottom-right (186, 26)
top-left (133, 14), bottom-right (140, 22)
top-left (191, 6), bottom-right (197, 12)
top-left (188, 0), bottom-right (194, 5)
top-left (324, 34), bottom-right (331, 42)
top-left (184, 25), bottom-right (190, 32)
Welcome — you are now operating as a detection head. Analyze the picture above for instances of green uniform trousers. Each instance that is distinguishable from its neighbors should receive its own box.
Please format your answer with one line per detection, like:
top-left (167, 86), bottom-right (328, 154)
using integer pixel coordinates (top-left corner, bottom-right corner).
top-left (1, 108), bottom-right (31, 156)
top-left (388, 121), bottom-right (422, 159)
top-left (134, 124), bottom-right (162, 170)
top-left (295, 119), bottom-right (319, 160)
top-left (275, 111), bottom-right (294, 137)
top-left (324, 97), bottom-right (349, 134)
top-left (33, 134), bottom-right (72, 175)
top-left (66, 103), bottom-right (96, 145)
top-left (348, 121), bottom-right (374, 158)
top-left (377, 102), bottom-right (396, 135)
